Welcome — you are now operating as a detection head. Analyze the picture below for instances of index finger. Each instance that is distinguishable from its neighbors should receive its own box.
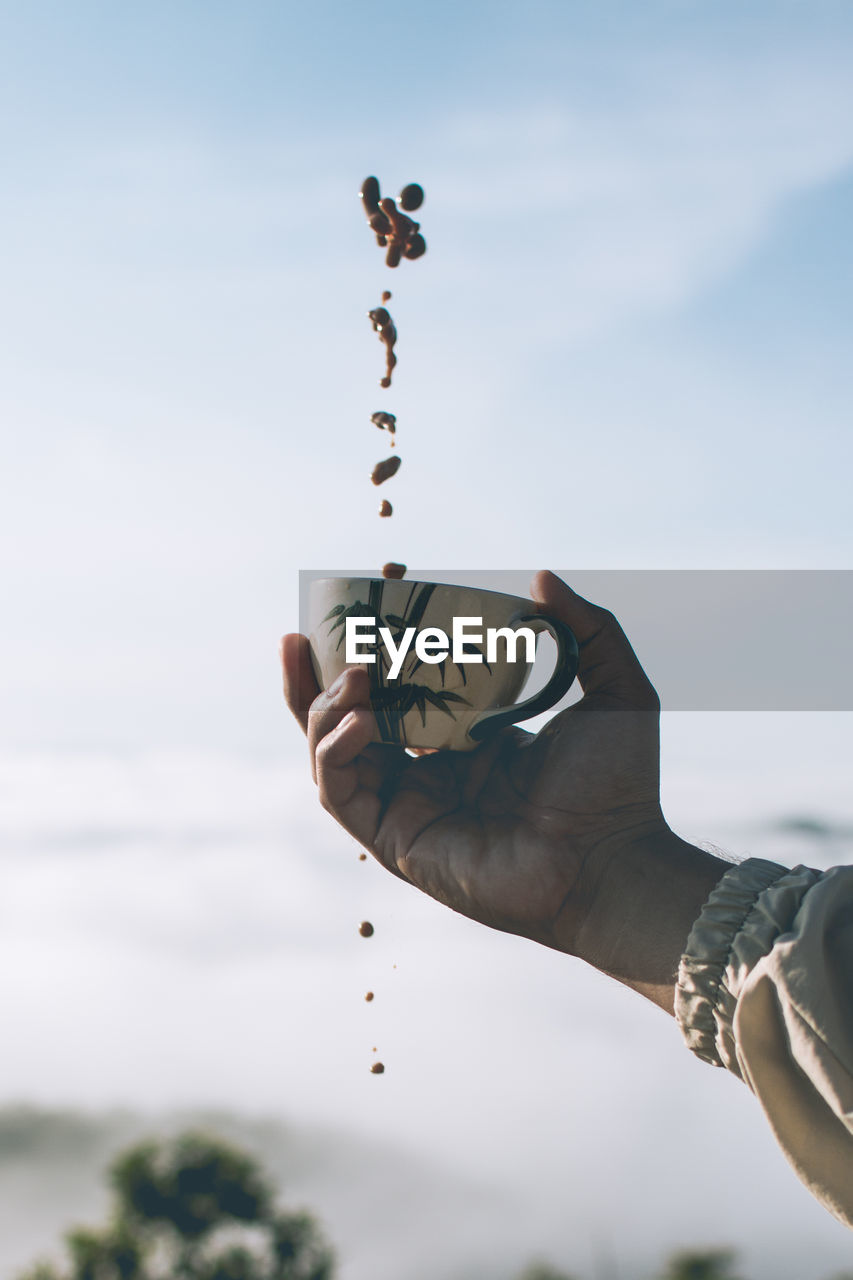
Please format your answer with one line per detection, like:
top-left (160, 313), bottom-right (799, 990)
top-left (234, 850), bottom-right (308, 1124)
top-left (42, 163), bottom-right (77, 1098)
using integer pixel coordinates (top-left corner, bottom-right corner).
top-left (280, 632), bottom-right (321, 733)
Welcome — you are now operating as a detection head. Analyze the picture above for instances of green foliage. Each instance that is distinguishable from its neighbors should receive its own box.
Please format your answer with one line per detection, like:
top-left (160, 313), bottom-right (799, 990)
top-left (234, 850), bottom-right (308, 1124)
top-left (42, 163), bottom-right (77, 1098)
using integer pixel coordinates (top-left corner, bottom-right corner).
top-left (660, 1248), bottom-right (743, 1280)
top-left (65, 1222), bottom-right (142, 1280)
top-left (112, 1133), bottom-right (273, 1239)
top-left (517, 1263), bottom-right (578, 1280)
top-left (17, 1132), bottom-right (334, 1280)
top-left (513, 1248), bottom-right (748, 1280)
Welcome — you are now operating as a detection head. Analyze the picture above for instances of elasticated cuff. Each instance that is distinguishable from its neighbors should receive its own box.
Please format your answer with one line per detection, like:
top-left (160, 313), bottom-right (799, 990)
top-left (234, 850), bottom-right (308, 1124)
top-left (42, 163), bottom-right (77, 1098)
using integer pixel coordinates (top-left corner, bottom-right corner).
top-left (675, 857), bottom-right (821, 1076)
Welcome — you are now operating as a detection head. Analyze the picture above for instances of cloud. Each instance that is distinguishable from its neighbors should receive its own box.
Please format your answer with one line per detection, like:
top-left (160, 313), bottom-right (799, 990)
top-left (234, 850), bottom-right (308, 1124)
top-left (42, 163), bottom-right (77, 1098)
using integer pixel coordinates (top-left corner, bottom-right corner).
top-left (426, 52), bottom-right (853, 339)
top-left (1, 746), bottom-right (851, 1280)
top-left (0, 749), bottom-right (360, 959)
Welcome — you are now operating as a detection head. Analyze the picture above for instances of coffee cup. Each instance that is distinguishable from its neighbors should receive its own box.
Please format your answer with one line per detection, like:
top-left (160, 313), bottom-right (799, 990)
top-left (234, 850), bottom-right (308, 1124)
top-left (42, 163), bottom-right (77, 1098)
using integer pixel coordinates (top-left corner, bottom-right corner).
top-left (307, 577), bottom-right (579, 751)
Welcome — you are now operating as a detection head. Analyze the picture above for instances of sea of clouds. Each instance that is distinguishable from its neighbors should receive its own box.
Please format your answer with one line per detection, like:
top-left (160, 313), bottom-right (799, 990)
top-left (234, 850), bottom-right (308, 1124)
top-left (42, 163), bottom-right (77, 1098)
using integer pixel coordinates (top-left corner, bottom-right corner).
top-left (0, 738), bottom-right (851, 1279)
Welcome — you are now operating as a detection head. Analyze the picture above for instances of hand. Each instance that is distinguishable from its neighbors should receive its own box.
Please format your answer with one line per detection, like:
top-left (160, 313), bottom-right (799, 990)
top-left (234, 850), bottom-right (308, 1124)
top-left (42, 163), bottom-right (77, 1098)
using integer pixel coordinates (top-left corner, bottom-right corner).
top-left (281, 571), bottom-right (725, 1012)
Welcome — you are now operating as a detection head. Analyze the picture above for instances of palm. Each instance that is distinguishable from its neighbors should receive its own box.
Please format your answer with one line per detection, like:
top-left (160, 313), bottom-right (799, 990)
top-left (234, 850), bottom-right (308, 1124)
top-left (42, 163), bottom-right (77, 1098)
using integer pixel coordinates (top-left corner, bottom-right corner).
top-left (283, 574), bottom-right (664, 958)
top-left (364, 692), bottom-right (662, 952)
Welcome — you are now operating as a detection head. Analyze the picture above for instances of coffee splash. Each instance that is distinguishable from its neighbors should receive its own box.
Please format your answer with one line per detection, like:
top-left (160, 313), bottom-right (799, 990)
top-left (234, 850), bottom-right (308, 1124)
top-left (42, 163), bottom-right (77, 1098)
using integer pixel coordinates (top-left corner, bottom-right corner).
top-left (359, 175), bottom-right (427, 268)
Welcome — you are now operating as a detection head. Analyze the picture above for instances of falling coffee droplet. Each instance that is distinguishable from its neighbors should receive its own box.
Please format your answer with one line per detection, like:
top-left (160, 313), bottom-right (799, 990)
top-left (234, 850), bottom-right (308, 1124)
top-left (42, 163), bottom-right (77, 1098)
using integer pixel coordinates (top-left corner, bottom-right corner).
top-left (360, 176), bottom-right (425, 263)
top-left (379, 499), bottom-right (392, 518)
top-left (398, 183), bottom-right (424, 212)
top-left (370, 1062), bottom-right (385, 1074)
top-left (371, 411), bottom-right (396, 435)
top-left (404, 234), bottom-right (426, 261)
top-left (379, 197), bottom-right (416, 245)
top-left (382, 563), bottom-right (406, 580)
top-left (369, 210), bottom-right (391, 238)
top-left (359, 921), bottom-right (374, 938)
top-left (360, 175), bottom-right (381, 219)
top-left (381, 290), bottom-right (391, 302)
top-left (358, 852), bottom-right (367, 861)
top-left (365, 991), bottom-right (374, 1002)
top-left (367, 305), bottom-right (398, 388)
top-left (371, 455), bottom-right (401, 486)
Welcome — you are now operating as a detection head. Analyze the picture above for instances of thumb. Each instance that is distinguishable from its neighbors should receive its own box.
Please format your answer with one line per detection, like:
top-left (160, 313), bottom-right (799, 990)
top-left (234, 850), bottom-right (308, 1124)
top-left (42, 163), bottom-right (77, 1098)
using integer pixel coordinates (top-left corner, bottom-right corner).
top-left (530, 570), bottom-right (659, 708)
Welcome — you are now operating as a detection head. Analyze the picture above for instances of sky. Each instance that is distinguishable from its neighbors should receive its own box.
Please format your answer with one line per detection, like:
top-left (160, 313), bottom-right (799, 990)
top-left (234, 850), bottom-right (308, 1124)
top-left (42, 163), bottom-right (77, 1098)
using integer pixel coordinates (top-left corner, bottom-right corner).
top-left (2, 1), bottom-right (853, 749)
top-left (1, 3), bottom-right (853, 1278)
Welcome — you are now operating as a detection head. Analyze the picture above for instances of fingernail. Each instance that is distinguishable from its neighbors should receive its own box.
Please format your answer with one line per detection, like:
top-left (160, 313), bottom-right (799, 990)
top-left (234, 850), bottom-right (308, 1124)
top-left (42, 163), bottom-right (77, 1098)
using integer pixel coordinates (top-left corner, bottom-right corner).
top-left (327, 672), bottom-right (347, 697)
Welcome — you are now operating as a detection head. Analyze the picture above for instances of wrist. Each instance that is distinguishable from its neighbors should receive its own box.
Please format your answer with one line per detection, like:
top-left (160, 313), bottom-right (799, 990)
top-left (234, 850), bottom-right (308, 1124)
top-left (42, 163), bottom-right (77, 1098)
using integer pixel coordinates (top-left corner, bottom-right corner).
top-left (573, 826), bottom-right (729, 1014)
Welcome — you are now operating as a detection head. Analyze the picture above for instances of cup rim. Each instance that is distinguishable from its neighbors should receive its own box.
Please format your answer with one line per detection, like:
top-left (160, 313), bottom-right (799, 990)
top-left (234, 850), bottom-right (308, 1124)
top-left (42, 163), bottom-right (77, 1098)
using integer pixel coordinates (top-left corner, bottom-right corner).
top-left (307, 576), bottom-right (539, 615)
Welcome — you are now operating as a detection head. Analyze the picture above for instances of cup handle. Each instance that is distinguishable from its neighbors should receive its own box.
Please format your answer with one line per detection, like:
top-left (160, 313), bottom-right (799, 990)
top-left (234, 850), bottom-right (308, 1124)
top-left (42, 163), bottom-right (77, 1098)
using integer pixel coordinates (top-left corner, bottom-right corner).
top-left (467, 613), bottom-right (579, 742)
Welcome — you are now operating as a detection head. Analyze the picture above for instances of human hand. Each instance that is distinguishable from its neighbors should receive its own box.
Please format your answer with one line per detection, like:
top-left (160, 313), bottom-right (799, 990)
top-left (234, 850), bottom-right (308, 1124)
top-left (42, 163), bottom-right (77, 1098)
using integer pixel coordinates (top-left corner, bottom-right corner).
top-left (281, 571), bottom-right (725, 1012)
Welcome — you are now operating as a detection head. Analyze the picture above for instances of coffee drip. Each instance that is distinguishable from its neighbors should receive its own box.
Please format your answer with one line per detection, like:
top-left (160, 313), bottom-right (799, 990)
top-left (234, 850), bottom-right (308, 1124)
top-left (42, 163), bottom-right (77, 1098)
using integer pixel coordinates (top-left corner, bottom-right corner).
top-left (360, 176), bottom-right (426, 576)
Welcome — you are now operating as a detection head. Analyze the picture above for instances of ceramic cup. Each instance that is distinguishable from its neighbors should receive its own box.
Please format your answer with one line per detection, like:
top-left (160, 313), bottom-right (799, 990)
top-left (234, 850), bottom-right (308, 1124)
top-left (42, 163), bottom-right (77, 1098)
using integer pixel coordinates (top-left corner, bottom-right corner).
top-left (307, 577), bottom-right (579, 751)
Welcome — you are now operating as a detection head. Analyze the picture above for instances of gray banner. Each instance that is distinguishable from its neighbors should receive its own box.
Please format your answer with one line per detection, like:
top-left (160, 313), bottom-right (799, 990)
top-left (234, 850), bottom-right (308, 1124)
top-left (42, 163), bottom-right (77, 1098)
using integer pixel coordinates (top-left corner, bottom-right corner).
top-left (299, 570), bottom-right (853, 711)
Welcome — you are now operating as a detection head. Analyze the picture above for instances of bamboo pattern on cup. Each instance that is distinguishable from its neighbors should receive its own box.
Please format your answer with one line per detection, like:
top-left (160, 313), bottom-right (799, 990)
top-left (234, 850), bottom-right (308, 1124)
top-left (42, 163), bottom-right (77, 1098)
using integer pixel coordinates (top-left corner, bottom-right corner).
top-left (322, 581), bottom-right (494, 745)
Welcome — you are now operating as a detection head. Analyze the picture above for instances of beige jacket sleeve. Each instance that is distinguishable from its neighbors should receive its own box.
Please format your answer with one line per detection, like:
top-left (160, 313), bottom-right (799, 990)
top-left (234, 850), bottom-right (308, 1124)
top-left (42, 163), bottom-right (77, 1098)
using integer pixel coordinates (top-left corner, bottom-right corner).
top-left (675, 858), bottom-right (853, 1230)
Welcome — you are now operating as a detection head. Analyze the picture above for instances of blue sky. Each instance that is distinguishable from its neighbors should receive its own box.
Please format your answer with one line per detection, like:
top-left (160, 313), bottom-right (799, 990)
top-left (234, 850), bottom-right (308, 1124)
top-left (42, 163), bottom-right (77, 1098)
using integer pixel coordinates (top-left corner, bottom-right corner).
top-left (2, 8), bottom-right (853, 1275)
top-left (2, 0), bottom-right (853, 748)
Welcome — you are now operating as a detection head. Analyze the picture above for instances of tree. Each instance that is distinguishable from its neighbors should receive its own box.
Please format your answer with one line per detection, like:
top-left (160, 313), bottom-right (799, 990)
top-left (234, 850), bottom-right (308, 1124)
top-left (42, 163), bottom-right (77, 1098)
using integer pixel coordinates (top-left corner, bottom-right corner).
top-left (18, 1131), bottom-right (335, 1280)
top-left (660, 1249), bottom-right (743, 1280)
top-left (516, 1263), bottom-right (578, 1280)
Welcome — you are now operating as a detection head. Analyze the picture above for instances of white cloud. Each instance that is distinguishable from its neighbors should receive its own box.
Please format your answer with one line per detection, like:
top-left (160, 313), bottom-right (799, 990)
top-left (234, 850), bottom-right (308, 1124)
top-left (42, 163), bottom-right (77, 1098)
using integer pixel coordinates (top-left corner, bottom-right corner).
top-left (1, 746), bottom-right (851, 1278)
top-left (427, 53), bottom-right (853, 337)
